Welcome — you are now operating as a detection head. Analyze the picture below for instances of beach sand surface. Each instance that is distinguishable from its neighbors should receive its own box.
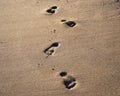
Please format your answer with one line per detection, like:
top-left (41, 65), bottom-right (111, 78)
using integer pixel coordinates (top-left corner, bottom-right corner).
top-left (0, 0), bottom-right (120, 96)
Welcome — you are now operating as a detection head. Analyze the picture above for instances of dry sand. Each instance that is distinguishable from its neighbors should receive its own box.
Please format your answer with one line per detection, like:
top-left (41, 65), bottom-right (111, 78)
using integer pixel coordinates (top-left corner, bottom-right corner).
top-left (0, 0), bottom-right (120, 96)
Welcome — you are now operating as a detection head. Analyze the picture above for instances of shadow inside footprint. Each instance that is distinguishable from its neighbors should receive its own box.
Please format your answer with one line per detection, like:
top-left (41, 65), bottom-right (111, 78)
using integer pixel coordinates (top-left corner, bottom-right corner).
top-left (46, 6), bottom-right (58, 14)
top-left (50, 42), bottom-right (59, 47)
top-left (59, 71), bottom-right (77, 90)
top-left (44, 42), bottom-right (60, 56)
top-left (65, 21), bottom-right (76, 27)
top-left (59, 71), bottom-right (67, 77)
top-left (51, 6), bottom-right (57, 9)
top-left (46, 9), bottom-right (55, 14)
top-left (63, 76), bottom-right (77, 89)
top-left (61, 19), bottom-right (67, 22)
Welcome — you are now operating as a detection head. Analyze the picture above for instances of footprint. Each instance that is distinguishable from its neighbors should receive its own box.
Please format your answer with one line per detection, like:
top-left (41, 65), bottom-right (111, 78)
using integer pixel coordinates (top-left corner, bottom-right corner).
top-left (51, 6), bottom-right (57, 9)
top-left (59, 71), bottom-right (77, 89)
top-left (44, 42), bottom-right (60, 56)
top-left (64, 76), bottom-right (77, 89)
top-left (59, 71), bottom-right (67, 77)
top-left (65, 21), bottom-right (76, 27)
top-left (61, 19), bottom-right (67, 22)
top-left (61, 20), bottom-right (76, 27)
top-left (46, 9), bottom-right (55, 14)
top-left (46, 6), bottom-right (58, 14)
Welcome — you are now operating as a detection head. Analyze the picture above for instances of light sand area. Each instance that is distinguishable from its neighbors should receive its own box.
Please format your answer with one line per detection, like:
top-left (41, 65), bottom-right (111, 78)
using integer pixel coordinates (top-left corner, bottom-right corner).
top-left (0, 0), bottom-right (120, 96)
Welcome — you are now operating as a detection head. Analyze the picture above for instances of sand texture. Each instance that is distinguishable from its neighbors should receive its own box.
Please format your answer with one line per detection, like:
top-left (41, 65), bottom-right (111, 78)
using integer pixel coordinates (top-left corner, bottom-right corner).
top-left (0, 0), bottom-right (120, 96)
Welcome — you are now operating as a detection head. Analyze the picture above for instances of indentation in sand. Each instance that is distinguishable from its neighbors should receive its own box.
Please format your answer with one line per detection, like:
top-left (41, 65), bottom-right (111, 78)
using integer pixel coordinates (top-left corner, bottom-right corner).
top-left (44, 42), bottom-right (60, 56)
top-left (59, 71), bottom-right (78, 90)
top-left (46, 6), bottom-right (58, 14)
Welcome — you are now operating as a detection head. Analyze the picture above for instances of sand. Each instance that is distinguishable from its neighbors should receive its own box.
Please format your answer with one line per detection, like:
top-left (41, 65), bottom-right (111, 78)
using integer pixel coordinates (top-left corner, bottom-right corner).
top-left (0, 0), bottom-right (120, 96)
